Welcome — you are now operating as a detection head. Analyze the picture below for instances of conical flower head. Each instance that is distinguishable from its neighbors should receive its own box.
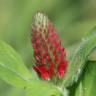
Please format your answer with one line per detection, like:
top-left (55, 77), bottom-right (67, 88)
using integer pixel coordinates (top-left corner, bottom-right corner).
top-left (31, 12), bottom-right (68, 81)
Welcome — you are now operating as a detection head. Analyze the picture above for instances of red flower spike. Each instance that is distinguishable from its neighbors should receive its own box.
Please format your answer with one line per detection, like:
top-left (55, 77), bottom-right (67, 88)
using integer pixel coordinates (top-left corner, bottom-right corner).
top-left (57, 60), bottom-right (68, 78)
top-left (31, 12), bottom-right (68, 81)
top-left (33, 66), bottom-right (50, 81)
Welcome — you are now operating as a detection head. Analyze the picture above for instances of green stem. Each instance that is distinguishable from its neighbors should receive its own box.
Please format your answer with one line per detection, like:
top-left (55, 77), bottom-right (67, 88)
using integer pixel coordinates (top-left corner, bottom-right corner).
top-left (63, 32), bottom-right (96, 87)
top-left (57, 86), bottom-right (69, 96)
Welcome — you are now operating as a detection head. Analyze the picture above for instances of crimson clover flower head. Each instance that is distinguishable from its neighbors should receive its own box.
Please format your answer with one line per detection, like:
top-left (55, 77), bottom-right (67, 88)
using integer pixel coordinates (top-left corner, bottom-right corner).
top-left (31, 12), bottom-right (68, 81)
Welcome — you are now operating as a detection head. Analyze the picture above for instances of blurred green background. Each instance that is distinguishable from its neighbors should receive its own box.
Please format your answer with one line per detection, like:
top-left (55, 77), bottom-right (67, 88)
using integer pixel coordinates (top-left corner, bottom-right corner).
top-left (0, 0), bottom-right (96, 96)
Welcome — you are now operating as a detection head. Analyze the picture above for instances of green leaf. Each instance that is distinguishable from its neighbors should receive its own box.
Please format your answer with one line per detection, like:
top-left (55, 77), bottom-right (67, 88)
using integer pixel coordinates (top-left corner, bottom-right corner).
top-left (63, 32), bottom-right (96, 87)
top-left (87, 49), bottom-right (96, 61)
top-left (0, 41), bottom-right (32, 88)
top-left (66, 27), bottom-right (96, 61)
top-left (26, 81), bottom-right (61, 96)
top-left (66, 44), bottom-right (96, 62)
top-left (75, 61), bottom-right (96, 96)
top-left (85, 26), bottom-right (96, 38)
